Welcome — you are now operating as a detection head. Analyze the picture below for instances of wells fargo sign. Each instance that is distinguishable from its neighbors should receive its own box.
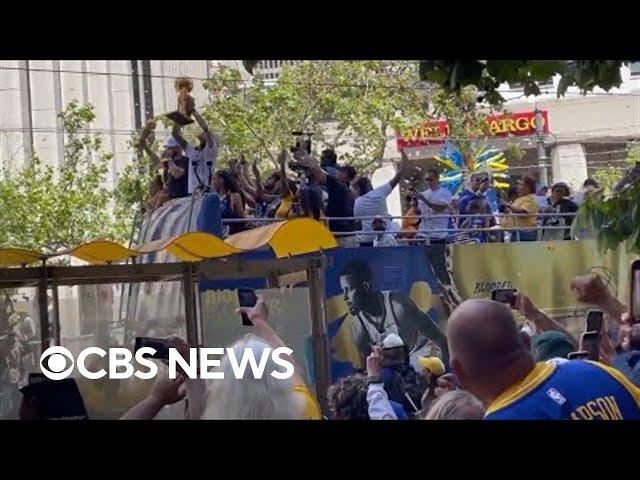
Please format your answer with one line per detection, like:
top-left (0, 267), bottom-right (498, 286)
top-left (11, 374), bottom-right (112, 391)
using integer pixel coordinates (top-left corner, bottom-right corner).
top-left (396, 110), bottom-right (549, 149)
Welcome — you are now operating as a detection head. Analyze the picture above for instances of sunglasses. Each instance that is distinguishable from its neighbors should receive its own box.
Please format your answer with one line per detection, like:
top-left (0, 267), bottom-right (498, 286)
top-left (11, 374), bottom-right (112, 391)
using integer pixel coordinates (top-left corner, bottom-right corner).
top-left (425, 177), bottom-right (435, 182)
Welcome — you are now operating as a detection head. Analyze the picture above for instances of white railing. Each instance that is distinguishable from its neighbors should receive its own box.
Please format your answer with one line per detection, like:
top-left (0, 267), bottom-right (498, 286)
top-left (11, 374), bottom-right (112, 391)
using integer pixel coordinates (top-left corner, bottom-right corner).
top-left (219, 212), bottom-right (579, 245)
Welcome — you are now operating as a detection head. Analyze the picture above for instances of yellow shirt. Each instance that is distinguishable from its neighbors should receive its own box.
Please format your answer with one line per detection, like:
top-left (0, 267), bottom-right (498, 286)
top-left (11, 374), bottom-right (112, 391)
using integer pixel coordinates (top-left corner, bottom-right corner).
top-left (275, 193), bottom-right (294, 219)
top-left (293, 384), bottom-right (322, 419)
top-left (503, 193), bottom-right (538, 228)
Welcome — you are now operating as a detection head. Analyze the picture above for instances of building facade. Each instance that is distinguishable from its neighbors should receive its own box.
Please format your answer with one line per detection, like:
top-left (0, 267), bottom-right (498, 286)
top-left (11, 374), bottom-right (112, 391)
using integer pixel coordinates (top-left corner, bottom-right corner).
top-left (0, 60), bottom-right (211, 187)
top-left (2, 60), bottom-right (638, 194)
top-left (398, 63), bottom-right (640, 192)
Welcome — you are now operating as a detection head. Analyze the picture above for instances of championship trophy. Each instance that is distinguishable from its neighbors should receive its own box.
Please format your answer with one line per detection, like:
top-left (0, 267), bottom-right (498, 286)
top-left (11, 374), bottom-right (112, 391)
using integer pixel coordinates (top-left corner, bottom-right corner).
top-left (165, 77), bottom-right (195, 126)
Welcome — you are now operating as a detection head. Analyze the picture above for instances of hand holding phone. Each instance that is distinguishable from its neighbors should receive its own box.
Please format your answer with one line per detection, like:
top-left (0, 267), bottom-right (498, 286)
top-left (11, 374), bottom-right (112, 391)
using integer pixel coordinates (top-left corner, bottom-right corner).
top-left (585, 310), bottom-right (604, 334)
top-left (580, 331), bottom-right (600, 361)
top-left (568, 351), bottom-right (590, 360)
top-left (237, 288), bottom-right (258, 326)
top-left (135, 337), bottom-right (170, 360)
top-left (491, 289), bottom-right (518, 308)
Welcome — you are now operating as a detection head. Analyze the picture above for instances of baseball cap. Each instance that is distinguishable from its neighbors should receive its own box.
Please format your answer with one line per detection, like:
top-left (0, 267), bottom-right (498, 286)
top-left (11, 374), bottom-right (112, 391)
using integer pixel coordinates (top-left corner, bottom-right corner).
top-left (164, 136), bottom-right (179, 149)
top-left (531, 331), bottom-right (575, 361)
top-left (417, 356), bottom-right (446, 377)
top-left (382, 333), bottom-right (404, 349)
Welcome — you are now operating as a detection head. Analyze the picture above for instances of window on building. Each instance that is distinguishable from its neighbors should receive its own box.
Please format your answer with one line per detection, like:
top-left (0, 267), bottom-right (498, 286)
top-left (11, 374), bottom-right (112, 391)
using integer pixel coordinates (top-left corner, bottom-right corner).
top-left (630, 62), bottom-right (640, 77)
top-left (509, 78), bottom-right (554, 90)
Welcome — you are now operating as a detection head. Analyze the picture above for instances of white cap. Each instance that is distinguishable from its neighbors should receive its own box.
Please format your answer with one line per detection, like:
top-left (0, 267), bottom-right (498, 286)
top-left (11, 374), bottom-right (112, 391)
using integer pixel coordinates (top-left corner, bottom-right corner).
top-left (164, 136), bottom-right (179, 149)
top-left (382, 333), bottom-right (404, 349)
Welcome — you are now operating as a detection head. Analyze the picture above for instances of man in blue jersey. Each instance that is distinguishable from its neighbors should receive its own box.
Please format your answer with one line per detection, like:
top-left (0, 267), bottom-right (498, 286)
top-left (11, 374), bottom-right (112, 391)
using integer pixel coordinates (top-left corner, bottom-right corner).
top-left (447, 299), bottom-right (640, 420)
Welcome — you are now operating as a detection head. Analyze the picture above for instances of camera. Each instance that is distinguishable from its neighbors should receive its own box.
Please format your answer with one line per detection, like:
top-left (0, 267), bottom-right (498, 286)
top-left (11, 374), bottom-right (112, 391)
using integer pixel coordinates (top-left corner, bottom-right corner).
top-left (288, 160), bottom-right (308, 172)
top-left (290, 131), bottom-right (313, 156)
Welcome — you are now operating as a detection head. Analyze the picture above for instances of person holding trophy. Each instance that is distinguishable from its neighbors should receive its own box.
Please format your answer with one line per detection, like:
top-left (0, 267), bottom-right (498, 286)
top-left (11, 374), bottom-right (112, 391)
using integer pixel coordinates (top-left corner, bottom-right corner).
top-left (169, 77), bottom-right (220, 195)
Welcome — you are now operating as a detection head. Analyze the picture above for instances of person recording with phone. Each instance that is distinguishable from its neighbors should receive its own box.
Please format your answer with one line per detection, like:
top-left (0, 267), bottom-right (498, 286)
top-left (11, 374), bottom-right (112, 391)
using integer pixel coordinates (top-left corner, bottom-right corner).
top-left (376, 334), bottom-right (425, 416)
top-left (293, 149), bottom-right (357, 246)
top-left (365, 345), bottom-right (403, 420)
top-left (275, 149), bottom-right (324, 222)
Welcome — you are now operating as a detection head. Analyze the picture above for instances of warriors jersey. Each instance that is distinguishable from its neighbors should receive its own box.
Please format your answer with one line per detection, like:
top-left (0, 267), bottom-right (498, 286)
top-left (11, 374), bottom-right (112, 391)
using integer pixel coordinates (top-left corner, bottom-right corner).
top-left (485, 360), bottom-right (640, 420)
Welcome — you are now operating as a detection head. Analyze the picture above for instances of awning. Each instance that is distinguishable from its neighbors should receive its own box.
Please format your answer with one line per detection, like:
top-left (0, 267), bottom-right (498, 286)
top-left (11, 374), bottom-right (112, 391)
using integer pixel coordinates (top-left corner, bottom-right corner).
top-left (0, 218), bottom-right (337, 267)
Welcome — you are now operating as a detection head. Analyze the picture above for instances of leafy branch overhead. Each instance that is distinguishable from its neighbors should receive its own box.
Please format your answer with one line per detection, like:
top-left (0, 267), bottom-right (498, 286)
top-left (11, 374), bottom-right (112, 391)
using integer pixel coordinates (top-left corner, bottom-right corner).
top-left (417, 60), bottom-right (632, 105)
top-left (204, 61), bottom-right (426, 175)
top-left (0, 101), bottom-right (149, 252)
top-left (572, 142), bottom-right (640, 255)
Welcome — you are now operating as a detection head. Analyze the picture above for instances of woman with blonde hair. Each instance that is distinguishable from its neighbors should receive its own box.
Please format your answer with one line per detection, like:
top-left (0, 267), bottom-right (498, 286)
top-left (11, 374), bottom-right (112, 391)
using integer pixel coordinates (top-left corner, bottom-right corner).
top-left (424, 390), bottom-right (485, 420)
top-left (200, 296), bottom-right (321, 420)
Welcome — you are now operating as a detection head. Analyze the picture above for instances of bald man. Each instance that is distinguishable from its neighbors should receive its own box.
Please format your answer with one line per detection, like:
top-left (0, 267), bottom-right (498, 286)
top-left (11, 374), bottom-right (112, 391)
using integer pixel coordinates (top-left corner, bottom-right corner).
top-left (448, 299), bottom-right (640, 420)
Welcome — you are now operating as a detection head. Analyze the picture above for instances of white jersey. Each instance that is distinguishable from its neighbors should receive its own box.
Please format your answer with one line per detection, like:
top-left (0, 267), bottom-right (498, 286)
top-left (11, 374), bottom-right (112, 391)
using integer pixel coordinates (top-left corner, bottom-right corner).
top-left (354, 291), bottom-right (399, 346)
top-left (185, 133), bottom-right (219, 194)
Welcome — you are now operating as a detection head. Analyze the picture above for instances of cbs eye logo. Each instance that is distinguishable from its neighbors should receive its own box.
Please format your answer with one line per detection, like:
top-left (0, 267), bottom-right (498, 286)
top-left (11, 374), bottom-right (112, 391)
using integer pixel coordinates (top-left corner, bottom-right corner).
top-left (40, 346), bottom-right (75, 380)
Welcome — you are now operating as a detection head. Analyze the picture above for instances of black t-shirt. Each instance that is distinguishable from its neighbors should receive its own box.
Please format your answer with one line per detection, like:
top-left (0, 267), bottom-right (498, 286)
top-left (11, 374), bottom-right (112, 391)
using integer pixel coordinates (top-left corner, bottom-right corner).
top-left (166, 156), bottom-right (189, 199)
top-left (545, 198), bottom-right (578, 226)
top-left (325, 174), bottom-right (355, 233)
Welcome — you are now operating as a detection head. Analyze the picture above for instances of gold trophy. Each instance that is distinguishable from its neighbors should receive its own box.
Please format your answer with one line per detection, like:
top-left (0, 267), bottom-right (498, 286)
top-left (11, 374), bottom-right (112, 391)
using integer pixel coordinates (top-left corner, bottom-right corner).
top-left (165, 77), bottom-right (195, 126)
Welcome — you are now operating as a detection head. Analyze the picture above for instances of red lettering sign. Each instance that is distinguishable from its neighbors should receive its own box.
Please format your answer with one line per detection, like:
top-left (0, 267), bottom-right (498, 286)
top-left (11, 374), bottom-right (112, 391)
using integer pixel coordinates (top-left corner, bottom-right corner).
top-left (396, 110), bottom-right (549, 149)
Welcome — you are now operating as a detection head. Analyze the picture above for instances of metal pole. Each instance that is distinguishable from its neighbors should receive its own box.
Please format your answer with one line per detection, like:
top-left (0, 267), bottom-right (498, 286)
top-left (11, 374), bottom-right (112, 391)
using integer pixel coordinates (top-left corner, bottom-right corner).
top-left (52, 284), bottom-right (61, 345)
top-left (182, 263), bottom-right (199, 347)
top-left (130, 60), bottom-right (142, 132)
top-left (141, 60), bottom-right (154, 121)
top-left (535, 108), bottom-right (549, 188)
top-left (37, 264), bottom-right (50, 353)
top-left (306, 262), bottom-right (330, 415)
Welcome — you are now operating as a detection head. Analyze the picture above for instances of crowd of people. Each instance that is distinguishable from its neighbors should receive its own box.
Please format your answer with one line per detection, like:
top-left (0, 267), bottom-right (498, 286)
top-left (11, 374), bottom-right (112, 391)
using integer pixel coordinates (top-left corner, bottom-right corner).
top-left (0, 295), bottom-right (41, 417)
top-left (104, 271), bottom-right (638, 421)
top-left (138, 99), bottom-right (599, 246)
top-left (5, 265), bottom-right (638, 420)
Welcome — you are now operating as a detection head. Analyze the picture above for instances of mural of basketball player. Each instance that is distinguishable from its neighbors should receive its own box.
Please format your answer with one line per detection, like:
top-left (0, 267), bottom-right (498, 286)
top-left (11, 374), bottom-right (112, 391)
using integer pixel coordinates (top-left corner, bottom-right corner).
top-left (339, 260), bottom-right (449, 367)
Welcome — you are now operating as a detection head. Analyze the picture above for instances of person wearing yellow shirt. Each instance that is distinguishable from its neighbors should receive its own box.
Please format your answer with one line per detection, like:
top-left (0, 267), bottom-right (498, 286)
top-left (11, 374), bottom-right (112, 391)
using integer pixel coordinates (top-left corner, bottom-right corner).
top-left (501, 175), bottom-right (539, 242)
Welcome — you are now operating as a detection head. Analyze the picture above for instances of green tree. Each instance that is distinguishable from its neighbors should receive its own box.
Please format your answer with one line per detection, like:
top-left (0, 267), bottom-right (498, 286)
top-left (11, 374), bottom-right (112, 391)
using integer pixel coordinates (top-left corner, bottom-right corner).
top-left (0, 100), bottom-right (122, 252)
top-left (203, 61), bottom-right (425, 174)
top-left (418, 60), bottom-right (632, 106)
top-left (572, 141), bottom-right (640, 255)
top-left (112, 133), bottom-right (160, 242)
top-left (593, 141), bottom-right (640, 194)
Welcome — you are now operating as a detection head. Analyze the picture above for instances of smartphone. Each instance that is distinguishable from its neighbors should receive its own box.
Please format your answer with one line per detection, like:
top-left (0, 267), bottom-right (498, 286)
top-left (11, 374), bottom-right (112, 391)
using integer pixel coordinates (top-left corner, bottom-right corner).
top-left (585, 310), bottom-right (604, 334)
top-left (20, 378), bottom-right (88, 420)
top-left (134, 337), bottom-right (170, 360)
top-left (299, 139), bottom-right (312, 155)
top-left (568, 351), bottom-right (589, 360)
top-left (491, 289), bottom-right (517, 308)
top-left (581, 331), bottom-right (600, 361)
top-left (237, 288), bottom-right (257, 326)
top-left (381, 345), bottom-right (407, 367)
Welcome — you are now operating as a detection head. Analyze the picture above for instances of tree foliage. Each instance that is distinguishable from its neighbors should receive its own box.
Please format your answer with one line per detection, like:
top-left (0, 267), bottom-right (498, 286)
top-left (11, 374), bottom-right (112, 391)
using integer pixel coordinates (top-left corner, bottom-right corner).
top-left (572, 142), bottom-right (640, 255)
top-left (593, 141), bottom-right (640, 194)
top-left (418, 60), bottom-right (631, 106)
top-left (0, 101), bottom-right (134, 252)
top-left (203, 61), bottom-right (426, 174)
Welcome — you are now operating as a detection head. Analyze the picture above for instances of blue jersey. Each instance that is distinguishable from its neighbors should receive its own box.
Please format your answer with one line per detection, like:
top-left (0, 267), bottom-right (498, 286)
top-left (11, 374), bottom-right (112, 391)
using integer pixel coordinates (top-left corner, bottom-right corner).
top-left (485, 360), bottom-right (640, 420)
